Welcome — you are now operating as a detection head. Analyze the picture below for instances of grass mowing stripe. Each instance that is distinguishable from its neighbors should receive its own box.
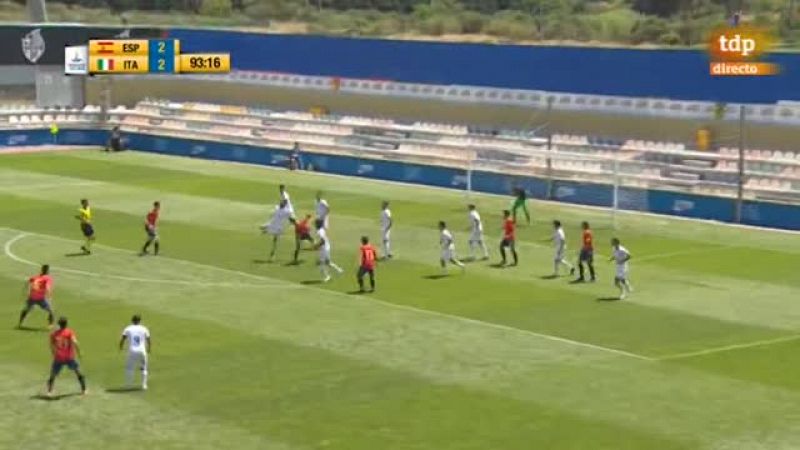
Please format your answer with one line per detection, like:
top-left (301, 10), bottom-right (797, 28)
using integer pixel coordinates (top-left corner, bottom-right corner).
top-left (0, 226), bottom-right (652, 361)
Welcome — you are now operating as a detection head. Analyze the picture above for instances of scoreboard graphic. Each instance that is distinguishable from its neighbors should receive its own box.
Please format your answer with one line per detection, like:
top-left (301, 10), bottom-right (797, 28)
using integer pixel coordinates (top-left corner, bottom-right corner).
top-left (64, 39), bottom-right (230, 75)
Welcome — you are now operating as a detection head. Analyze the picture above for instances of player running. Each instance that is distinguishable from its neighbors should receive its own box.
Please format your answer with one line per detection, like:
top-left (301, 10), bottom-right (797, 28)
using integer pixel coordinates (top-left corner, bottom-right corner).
top-left (279, 184), bottom-right (295, 216)
top-left (315, 219), bottom-right (343, 282)
top-left (357, 236), bottom-right (378, 293)
top-left (315, 192), bottom-right (330, 229)
top-left (575, 221), bottom-right (596, 282)
top-left (119, 314), bottom-right (151, 390)
top-left (499, 210), bottom-right (518, 266)
top-left (439, 221), bottom-right (465, 274)
top-left (467, 204), bottom-right (489, 261)
top-left (552, 220), bottom-right (575, 277)
top-left (18, 264), bottom-right (54, 329)
top-left (610, 238), bottom-right (633, 300)
top-left (140, 201), bottom-right (161, 256)
top-left (75, 198), bottom-right (95, 254)
top-left (380, 201), bottom-right (393, 259)
top-left (290, 214), bottom-right (315, 263)
top-left (46, 316), bottom-right (87, 397)
top-left (511, 187), bottom-right (531, 225)
top-left (260, 199), bottom-right (293, 262)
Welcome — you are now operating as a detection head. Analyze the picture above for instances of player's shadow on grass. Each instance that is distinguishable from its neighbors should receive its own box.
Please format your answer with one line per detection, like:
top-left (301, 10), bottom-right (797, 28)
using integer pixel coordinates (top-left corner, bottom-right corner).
top-left (596, 296), bottom-right (622, 302)
top-left (15, 325), bottom-right (49, 333)
top-left (105, 387), bottom-right (144, 394)
top-left (64, 252), bottom-right (90, 257)
top-left (300, 280), bottom-right (324, 285)
top-left (252, 259), bottom-right (273, 265)
top-left (423, 274), bottom-right (449, 280)
top-left (30, 392), bottom-right (82, 401)
top-left (284, 260), bottom-right (303, 266)
top-left (540, 274), bottom-right (559, 280)
top-left (346, 290), bottom-right (367, 295)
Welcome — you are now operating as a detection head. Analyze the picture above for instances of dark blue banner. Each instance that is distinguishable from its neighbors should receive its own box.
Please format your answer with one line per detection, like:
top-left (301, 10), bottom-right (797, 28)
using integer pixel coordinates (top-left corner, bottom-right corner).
top-left (169, 28), bottom-right (800, 104)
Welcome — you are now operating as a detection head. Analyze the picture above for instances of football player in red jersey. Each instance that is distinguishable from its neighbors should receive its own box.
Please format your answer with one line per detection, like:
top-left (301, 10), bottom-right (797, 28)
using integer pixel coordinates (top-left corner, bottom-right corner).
top-left (141, 201), bottom-right (161, 256)
top-left (499, 210), bottom-right (518, 266)
top-left (357, 236), bottom-right (378, 293)
top-left (18, 264), bottom-right (54, 329)
top-left (46, 317), bottom-right (87, 396)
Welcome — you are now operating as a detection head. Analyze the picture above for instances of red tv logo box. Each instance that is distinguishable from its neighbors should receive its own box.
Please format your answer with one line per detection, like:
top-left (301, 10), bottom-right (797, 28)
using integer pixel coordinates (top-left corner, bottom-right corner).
top-left (708, 26), bottom-right (779, 76)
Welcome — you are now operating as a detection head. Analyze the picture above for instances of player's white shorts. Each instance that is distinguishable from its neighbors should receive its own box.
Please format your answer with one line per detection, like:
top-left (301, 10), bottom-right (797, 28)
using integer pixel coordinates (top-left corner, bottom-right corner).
top-left (554, 249), bottom-right (565, 262)
top-left (441, 247), bottom-right (455, 261)
top-left (266, 225), bottom-right (285, 236)
top-left (126, 350), bottom-right (148, 372)
top-left (469, 231), bottom-right (484, 243)
top-left (321, 216), bottom-right (330, 229)
top-left (382, 229), bottom-right (391, 241)
top-left (319, 247), bottom-right (331, 262)
top-left (615, 265), bottom-right (628, 280)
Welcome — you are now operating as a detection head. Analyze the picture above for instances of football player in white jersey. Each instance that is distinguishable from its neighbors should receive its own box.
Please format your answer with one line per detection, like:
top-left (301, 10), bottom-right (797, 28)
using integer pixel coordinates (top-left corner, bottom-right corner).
top-left (380, 201), bottom-right (393, 259)
top-left (467, 204), bottom-right (489, 260)
top-left (278, 184), bottom-right (295, 216)
top-left (610, 238), bottom-right (633, 299)
top-left (439, 221), bottom-right (465, 274)
top-left (315, 191), bottom-right (330, 229)
top-left (315, 219), bottom-right (343, 282)
top-left (260, 199), bottom-right (293, 262)
top-left (552, 220), bottom-right (575, 277)
top-left (119, 314), bottom-right (151, 390)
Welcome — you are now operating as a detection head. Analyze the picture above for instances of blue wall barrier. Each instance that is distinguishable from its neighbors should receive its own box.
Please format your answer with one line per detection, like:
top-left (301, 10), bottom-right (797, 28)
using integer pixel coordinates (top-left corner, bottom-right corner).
top-left (169, 28), bottom-right (800, 104)
top-left (2, 129), bottom-right (798, 231)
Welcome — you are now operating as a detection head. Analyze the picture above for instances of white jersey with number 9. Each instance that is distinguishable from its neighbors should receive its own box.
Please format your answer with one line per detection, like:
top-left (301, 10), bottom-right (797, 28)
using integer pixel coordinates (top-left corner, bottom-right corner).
top-left (122, 324), bottom-right (150, 354)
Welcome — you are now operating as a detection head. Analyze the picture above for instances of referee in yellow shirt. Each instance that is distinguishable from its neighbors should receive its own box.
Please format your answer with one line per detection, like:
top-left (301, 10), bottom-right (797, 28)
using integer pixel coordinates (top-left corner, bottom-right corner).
top-left (75, 199), bottom-right (95, 254)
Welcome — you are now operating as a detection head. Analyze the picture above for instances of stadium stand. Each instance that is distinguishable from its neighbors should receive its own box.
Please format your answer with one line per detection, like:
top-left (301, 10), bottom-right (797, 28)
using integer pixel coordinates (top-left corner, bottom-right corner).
top-left (1, 100), bottom-right (799, 205)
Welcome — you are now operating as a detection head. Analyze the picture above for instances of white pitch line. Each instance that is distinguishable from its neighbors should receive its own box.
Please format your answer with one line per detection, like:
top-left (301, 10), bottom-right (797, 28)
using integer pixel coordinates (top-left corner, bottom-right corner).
top-left (656, 334), bottom-right (800, 361)
top-left (0, 226), bottom-right (653, 361)
top-left (3, 233), bottom-right (291, 289)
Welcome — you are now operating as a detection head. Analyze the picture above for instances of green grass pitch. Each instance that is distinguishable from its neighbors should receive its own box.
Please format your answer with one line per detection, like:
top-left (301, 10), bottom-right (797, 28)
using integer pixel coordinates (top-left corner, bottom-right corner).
top-left (1, 149), bottom-right (800, 449)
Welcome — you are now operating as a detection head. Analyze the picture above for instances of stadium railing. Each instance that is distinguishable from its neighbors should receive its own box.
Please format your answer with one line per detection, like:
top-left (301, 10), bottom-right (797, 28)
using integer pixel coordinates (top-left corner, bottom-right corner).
top-left (1, 101), bottom-right (799, 229)
top-left (118, 72), bottom-right (800, 125)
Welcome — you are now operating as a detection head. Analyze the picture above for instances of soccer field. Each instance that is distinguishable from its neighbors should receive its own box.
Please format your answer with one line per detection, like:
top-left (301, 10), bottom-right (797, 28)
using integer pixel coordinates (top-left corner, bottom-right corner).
top-left (2, 149), bottom-right (800, 449)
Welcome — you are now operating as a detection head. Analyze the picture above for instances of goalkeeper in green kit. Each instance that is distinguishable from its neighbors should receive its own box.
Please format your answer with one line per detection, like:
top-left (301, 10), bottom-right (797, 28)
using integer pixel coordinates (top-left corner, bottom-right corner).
top-left (511, 187), bottom-right (531, 225)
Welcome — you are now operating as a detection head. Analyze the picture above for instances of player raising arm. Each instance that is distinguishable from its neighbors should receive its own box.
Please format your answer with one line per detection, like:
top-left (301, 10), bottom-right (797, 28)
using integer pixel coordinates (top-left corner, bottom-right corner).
top-left (18, 264), bottom-right (54, 329)
top-left (357, 236), bottom-right (378, 293)
top-left (260, 200), bottom-right (293, 262)
top-left (315, 192), bottom-right (330, 229)
top-left (552, 220), bottom-right (575, 277)
top-left (290, 214), bottom-right (315, 263)
top-left (610, 238), bottom-right (633, 300)
top-left (119, 314), bottom-right (151, 390)
top-left (140, 201), bottom-right (161, 256)
top-left (575, 221), bottom-right (596, 282)
top-left (499, 210), bottom-right (518, 266)
top-left (46, 317), bottom-right (87, 396)
top-left (75, 198), bottom-right (95, 254)
top-left (279, 184), bottom-right (295, 217)
top-left (467, 204), bottom-right (489, 261)
top-left (315, 219), bottom-right (343, 282)
top-left (439, 221), bottom-right (465, 275)
top-left (380, 201), bottom-right (393, 259)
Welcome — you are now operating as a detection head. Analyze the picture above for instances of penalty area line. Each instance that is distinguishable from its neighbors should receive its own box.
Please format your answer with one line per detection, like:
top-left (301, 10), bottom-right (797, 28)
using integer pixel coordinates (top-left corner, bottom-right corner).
top-left (2, 233), bottom-right (294, 289)
top-left (656, 334), bottom-right (800, 361)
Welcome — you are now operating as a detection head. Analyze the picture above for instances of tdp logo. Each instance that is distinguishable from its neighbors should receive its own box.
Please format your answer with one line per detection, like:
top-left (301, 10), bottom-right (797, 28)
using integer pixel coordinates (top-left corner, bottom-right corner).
top-left (708, 25), bottom-right (778, 76)
top-left (717, 34), bottom-right (756, 57)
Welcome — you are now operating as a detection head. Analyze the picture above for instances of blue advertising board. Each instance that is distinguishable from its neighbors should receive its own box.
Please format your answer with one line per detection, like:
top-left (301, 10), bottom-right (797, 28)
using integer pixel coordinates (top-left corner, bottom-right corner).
top-left (2, 129), bottom-right (798, 231)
